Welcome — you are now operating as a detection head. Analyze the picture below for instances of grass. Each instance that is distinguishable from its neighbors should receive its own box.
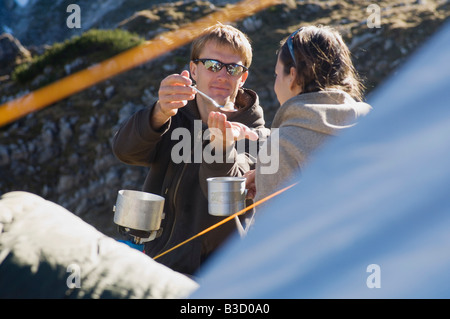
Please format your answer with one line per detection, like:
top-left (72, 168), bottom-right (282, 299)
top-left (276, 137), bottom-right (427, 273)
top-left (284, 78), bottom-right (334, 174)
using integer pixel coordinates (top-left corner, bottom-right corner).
top-left (12, 29), bottom-right (145, 85)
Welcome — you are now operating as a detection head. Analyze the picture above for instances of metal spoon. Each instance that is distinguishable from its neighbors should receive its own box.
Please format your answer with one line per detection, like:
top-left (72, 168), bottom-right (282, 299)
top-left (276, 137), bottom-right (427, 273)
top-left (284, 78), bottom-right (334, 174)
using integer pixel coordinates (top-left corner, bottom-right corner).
top-left (189, 85), bottom-right (237, 112)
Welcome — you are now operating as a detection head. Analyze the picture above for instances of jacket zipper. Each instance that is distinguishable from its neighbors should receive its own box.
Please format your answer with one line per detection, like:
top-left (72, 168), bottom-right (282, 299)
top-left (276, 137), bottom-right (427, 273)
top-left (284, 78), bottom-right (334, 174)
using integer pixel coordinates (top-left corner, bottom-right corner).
top-left (172, 163), bottom-right (188, 208)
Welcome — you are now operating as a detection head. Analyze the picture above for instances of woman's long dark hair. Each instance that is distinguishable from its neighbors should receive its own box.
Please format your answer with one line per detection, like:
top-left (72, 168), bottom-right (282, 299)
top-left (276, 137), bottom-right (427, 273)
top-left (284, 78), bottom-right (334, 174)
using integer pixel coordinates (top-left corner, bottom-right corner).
top-left (279, 25), bottom-right (364, 101)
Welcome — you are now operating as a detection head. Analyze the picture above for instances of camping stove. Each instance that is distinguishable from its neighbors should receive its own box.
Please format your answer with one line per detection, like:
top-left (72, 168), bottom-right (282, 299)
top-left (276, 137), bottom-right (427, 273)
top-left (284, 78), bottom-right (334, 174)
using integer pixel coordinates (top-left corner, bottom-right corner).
top-left (113, 190), bottom-right (165, 251)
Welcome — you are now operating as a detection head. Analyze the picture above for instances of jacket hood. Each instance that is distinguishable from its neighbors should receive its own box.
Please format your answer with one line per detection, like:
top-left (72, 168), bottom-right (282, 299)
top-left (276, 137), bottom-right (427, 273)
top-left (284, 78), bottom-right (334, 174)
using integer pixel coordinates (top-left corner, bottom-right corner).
top-left (272, 90), bottom-right (372, 135)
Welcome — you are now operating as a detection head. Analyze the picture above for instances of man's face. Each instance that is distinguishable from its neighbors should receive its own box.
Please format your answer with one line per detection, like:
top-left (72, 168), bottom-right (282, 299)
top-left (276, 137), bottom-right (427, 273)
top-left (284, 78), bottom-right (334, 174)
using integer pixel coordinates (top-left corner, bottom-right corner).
top-left (190, 40), bottom-right (248, 110)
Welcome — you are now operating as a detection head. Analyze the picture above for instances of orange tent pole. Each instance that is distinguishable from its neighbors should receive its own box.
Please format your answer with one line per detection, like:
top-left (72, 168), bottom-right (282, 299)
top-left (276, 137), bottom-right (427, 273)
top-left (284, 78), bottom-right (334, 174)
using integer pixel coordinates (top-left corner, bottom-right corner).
top-left (0, 0), bottom-right (282, 127)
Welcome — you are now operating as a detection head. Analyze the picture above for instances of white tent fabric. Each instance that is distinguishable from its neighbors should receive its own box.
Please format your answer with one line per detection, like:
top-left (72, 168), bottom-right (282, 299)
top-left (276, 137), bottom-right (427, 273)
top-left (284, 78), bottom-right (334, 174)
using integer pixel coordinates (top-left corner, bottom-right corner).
top-left (0, 191), bottom-right (199, 298)
top-left (191, 21), bottom-right (450, 298)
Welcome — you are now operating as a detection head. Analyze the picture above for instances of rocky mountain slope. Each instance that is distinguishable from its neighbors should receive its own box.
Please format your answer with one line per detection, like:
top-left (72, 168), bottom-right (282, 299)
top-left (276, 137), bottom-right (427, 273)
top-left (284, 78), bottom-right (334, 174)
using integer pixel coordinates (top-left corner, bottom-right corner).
top-left (0, 0), bottom-right (449, 237)
top-left (1, 0), bottom-right (239, 46)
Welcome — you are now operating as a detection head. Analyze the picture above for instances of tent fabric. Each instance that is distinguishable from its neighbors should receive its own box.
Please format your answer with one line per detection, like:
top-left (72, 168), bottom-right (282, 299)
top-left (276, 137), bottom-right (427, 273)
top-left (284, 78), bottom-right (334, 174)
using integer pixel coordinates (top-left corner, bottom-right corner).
top-left (190, 21), bottom-right (450, 298)
top-left (0, 191), bottom-right (199, 299)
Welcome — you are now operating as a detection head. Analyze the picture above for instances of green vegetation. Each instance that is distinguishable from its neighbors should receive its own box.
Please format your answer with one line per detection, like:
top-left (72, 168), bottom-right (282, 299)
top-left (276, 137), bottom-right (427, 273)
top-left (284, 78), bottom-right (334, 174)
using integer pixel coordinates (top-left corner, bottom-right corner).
top-left (12, 29), bottom-right (145, 84)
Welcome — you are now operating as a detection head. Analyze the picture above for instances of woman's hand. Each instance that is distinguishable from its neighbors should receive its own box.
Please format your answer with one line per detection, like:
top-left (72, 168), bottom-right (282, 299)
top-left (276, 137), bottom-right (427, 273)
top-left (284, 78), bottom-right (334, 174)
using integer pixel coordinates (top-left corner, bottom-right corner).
top-left (244, 169), bottom-right (256, 199)
top-left (207, 111), bottom-right (258, 151)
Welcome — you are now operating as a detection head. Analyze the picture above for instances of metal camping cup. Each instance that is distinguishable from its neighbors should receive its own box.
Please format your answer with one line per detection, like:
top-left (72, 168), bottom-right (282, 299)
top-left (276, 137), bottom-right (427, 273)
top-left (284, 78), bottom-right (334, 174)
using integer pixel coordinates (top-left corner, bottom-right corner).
top-left (113, 190), bottom-right (165, 231)
top-left (207, 177), bottom-right (247, 216)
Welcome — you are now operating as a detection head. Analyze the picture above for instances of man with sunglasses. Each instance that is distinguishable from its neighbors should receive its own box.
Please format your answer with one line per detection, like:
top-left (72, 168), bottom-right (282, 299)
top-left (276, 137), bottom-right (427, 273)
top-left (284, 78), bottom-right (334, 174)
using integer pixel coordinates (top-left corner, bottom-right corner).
top-left (112, 23), bottom-right (270, 276)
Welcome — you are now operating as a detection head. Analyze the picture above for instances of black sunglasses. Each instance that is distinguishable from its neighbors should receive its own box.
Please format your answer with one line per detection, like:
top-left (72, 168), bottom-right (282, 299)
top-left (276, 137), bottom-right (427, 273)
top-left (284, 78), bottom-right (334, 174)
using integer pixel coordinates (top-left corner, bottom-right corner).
top-left (193, 58), bottom-right (248, 76)
top-left (287, 27), bottom-right (304, 66)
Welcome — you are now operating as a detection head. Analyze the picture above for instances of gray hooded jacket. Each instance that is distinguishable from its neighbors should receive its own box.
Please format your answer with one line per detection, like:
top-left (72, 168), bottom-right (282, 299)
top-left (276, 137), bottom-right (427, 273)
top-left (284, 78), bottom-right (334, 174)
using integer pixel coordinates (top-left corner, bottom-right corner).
top-left (255, 90), bottom-right (372, 203)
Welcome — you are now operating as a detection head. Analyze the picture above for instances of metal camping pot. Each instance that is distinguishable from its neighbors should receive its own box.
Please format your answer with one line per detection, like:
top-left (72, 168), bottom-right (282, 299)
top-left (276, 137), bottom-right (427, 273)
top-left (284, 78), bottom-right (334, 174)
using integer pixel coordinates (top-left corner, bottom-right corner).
top-left (207, 177), bottom-right (247, 216)
top-left (113, 190), bottom-right (165, 231)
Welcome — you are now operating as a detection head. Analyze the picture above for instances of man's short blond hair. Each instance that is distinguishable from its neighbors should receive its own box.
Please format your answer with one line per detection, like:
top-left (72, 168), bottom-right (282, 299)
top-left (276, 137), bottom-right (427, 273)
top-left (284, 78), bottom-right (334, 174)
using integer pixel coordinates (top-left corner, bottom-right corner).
top-left (190, 23), bottom-right (252, 68)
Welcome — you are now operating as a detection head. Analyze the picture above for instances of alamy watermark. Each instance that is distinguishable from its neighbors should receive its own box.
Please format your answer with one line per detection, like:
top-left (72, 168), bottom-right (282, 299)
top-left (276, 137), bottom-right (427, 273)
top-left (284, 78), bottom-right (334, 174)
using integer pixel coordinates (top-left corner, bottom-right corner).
top-left (366, 4), bottom-right (381, 28)
top-left (366, 264), bottom-right (381, 288)
top-left (65, 3), bottom-right (382, 30)
top-left (170, 120), bottom-right (279, 174)
top-left (66, 4), bottom-right (81, 29)
top-left (66, 263), bottom-right (81, 289)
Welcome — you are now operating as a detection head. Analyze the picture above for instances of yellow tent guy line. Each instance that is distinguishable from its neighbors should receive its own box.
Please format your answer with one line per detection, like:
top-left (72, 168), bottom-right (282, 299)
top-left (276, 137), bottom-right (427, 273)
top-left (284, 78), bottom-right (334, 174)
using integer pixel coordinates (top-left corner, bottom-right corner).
top-left (153, 182), bottom-right (297, 260)
top-left (0, 0), bottom-right (282, 128)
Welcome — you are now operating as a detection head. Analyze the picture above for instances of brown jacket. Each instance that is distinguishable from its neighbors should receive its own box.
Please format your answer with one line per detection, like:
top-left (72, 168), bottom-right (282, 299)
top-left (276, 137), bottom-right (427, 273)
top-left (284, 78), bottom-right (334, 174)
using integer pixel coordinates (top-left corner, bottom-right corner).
top-left (112, 88), bottom-right (269, 275)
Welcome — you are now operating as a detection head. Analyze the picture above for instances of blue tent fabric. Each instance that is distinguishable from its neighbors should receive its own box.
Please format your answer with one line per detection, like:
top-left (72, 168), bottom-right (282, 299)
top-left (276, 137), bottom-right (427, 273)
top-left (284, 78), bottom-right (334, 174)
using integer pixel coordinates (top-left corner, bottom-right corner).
top-left (190, 21), bottom-right (450, 298)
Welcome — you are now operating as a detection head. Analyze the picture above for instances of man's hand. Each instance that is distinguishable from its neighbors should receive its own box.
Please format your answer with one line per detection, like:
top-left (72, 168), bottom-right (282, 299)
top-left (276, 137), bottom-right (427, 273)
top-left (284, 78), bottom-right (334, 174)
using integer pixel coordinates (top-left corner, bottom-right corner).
top-left (151, 70), bottom-right (196, 129)
top-left (207, 111), bottom-right (259, 151)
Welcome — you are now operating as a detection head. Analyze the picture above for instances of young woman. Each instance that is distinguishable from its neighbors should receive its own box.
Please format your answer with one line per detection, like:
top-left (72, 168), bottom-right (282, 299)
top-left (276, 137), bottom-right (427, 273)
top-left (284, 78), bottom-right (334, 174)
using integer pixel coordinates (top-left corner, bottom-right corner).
top-left (245, 25), bottom-right (372, 203)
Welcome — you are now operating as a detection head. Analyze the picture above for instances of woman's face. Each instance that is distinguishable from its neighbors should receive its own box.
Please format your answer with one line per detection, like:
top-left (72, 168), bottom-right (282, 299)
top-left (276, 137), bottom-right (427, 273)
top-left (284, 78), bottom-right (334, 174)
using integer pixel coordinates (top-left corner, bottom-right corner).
top-left (274, 54), bottom-right (300, 106)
